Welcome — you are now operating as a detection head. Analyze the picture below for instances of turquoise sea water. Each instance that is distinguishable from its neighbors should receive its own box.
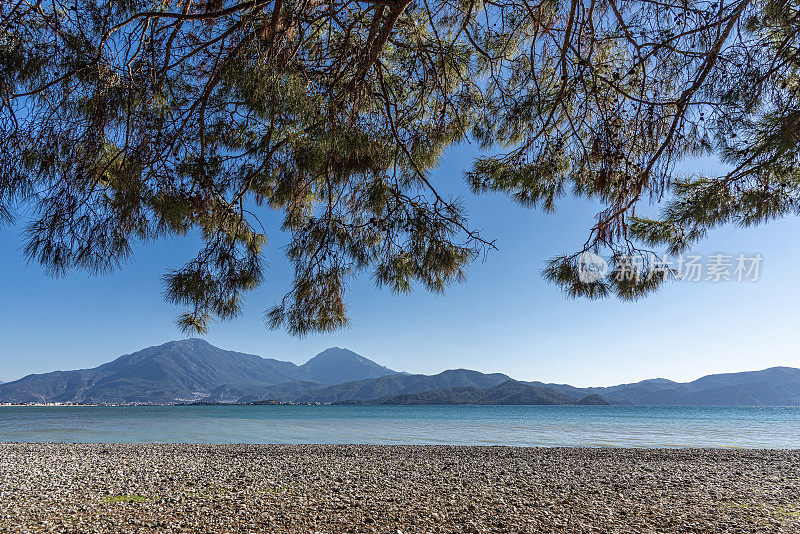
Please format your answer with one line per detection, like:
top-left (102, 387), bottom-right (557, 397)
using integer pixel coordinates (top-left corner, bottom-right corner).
top-left (0, 405), bottom-right (798, 448)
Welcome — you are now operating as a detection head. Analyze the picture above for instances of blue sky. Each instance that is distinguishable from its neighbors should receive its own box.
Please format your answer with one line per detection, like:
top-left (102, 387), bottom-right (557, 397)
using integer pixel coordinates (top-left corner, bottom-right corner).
top-left (1, 144), bottom-right (799, 385)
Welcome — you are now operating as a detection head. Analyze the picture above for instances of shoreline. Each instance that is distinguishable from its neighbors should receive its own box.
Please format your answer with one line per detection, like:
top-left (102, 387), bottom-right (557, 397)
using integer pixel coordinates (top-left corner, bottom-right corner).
top-left (6, 400), bottom-right (800, 410)
top-left (1, 444), bottom-right (798, 532)
top-left (0, 441), bottom-right (797, 451)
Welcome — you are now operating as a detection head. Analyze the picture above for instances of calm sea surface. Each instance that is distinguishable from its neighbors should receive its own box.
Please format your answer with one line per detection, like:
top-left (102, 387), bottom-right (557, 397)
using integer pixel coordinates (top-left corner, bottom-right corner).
top-left (0, 405), bottom-right (798, 448)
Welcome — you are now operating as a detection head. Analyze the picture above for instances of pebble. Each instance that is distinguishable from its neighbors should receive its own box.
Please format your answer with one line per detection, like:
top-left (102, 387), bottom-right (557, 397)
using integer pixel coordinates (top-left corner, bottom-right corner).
top-left (0, 444), bottom-right (798, 532)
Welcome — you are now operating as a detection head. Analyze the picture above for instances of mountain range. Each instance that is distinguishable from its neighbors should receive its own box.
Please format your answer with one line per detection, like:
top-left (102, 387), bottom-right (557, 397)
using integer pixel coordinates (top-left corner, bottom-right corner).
top-left (525, 366), bottom-right (800, 406)
top-left (343, 381), bottom-right (609, 406)
top-left (0, 340), bottom-right (397, 404)
top-left (0, 339), bottom-right (798, 406)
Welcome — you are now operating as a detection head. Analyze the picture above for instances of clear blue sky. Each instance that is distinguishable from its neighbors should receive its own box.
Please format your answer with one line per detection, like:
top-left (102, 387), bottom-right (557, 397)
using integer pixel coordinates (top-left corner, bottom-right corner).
top-left (1, 144), bottom-right (798, 385)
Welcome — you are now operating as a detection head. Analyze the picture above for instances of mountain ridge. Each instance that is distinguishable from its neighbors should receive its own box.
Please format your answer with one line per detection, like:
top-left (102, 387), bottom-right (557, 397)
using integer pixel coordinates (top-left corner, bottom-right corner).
top-left (0, 340), bottom-right (400, 404)
top-left (293, 369), bottom-right (513, 404)
top-left (298, 347), bottom-right (397, 385)
top-left (1, 341), bottom-right (798, 406)
top-left (526, 366), bottom-right (800, 406)
top-left (348, 380), bottom-right (610, 406)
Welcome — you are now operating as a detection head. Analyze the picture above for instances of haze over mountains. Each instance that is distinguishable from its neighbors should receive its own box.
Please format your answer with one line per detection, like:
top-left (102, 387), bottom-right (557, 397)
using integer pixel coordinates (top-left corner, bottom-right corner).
top-left (0, 339), bottom-right (798, 406)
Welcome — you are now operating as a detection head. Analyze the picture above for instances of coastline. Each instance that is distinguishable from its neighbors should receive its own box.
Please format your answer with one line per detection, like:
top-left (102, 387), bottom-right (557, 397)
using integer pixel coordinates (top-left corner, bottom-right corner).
top-left (1, 444), bottom-right (798, 532)
top-left (0, 402), bottom-right (323, 407)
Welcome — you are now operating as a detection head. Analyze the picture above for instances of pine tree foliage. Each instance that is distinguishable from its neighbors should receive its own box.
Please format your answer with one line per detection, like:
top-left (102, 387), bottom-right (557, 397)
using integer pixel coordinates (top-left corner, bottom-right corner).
top-left (1, 0), bottom-right (798, 333)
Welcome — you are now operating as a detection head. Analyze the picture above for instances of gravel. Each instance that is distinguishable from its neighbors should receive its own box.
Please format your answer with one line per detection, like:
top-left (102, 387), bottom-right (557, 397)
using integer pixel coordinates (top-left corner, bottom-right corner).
top-left (0, 444), bottom-right (798, 532)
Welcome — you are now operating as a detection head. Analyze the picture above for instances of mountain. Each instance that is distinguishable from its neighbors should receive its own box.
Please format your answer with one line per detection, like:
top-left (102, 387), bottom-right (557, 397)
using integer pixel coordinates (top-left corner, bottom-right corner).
top-left (293, 369), bottom-right (512, 404)
top-left (1, 340), bottom-right (798, 406)
top-left (527, 367), bottom-right (800, 406)
top-left (0, 340), bottom-right (399, 404)
top-left (205, 381), bottom-right (325, 403)
top-left (298, 347), bottom-right (397, 385)
top-left (196, 369), bottom-right (514, 404)
top-left (577, 394), bottom-right (608, 405)
top-left (355, 380), bottom-right (609, 405)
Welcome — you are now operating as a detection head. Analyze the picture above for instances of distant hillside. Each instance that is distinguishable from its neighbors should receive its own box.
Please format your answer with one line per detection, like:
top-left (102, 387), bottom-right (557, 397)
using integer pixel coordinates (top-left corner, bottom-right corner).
top-left (205, 381), bottom-right (325, 403)
top-left (355, 380), bottom-right (610, 405)
top-left (527, 367), bottom-right (800, 406)
top-left (1, 340), bottom-right (798, 406)
top-left (293, 369), bottom-right (512, 404)
top-left (0, 340), bottom-right (399, 404)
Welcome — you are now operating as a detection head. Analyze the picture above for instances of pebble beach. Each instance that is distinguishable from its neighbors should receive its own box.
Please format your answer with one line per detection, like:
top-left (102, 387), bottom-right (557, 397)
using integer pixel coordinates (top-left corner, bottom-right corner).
top-left (1, 444), bottom-right (799, 532)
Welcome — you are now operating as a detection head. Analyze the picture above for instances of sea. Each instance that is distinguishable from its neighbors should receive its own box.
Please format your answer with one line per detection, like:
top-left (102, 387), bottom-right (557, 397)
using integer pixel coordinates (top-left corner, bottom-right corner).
top-left (1, 405), bottom-right (799, 447)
